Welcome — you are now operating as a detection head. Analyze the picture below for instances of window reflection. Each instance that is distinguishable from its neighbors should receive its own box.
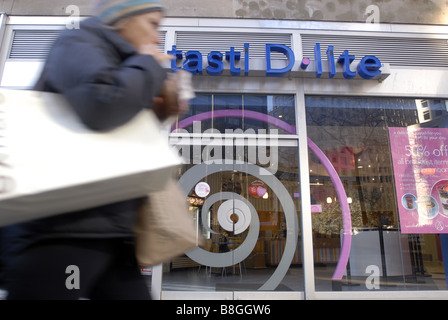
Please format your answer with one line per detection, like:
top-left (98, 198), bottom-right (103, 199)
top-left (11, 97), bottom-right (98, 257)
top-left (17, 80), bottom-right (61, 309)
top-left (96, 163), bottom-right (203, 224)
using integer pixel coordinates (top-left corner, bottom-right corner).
top-left (177, 94), bottom-right (296, 134)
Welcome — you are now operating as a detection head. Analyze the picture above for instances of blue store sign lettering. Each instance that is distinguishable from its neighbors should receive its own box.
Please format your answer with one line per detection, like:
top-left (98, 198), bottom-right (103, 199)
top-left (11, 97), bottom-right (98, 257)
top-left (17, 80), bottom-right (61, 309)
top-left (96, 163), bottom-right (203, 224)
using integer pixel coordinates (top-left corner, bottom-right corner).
top-left (168, 43), bottom-right (384, 80)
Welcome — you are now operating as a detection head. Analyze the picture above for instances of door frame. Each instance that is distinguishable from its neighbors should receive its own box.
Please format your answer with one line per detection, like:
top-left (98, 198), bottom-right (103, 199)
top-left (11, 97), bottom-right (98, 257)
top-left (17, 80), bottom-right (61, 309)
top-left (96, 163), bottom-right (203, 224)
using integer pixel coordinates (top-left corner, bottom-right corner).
top-left (151, 80), bottom-right (313, 300)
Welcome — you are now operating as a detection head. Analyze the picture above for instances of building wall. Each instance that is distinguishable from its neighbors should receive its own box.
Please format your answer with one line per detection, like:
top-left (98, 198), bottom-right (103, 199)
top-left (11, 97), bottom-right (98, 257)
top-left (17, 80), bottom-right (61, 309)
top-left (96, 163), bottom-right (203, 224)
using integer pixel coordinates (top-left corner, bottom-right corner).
top-left (0, 0), bottom-right (447, 25)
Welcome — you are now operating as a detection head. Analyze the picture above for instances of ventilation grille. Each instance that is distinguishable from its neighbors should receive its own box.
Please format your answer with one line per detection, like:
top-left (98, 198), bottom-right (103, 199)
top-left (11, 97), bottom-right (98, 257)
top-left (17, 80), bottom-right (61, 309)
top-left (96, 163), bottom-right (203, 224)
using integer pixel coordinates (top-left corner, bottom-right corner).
top-left (302, 34), bottom-right (448, 68)
top-left (175, 31), bottom-right (292, 59)
top-left (8, 29), bottom-right (166, 60)
top-left (9, 28), bottom-right (448, 68)
top-left (9, 30), bottom-right (62, 59)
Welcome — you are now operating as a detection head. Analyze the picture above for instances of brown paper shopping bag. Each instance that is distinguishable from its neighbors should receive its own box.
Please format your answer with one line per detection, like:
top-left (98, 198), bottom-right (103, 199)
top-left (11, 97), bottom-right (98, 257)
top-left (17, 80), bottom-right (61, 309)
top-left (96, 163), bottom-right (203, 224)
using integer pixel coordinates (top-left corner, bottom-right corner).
top-left (135, 178), bottom-right (201, 267)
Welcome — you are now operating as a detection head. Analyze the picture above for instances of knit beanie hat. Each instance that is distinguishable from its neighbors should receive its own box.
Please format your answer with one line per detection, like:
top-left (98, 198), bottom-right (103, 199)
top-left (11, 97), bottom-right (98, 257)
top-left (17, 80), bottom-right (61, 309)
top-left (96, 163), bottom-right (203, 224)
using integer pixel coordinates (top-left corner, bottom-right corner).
top-left (92, 0), bottom-right (164, 25)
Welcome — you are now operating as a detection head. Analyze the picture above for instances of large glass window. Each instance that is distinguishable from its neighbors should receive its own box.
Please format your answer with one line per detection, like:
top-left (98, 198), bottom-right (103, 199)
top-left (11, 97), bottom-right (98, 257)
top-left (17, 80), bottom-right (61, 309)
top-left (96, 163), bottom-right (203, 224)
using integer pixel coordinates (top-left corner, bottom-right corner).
top-left (306, 96), bottom-right (448, 292)
top-left (163, 94), bottom-right (303, 293)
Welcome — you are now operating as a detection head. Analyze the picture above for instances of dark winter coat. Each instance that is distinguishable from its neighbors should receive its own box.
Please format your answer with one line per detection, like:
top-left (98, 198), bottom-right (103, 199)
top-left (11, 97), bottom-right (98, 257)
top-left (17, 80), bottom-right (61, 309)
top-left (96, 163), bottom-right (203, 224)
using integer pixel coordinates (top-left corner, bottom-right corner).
top-left (1, 17), bottom-right (167, 256)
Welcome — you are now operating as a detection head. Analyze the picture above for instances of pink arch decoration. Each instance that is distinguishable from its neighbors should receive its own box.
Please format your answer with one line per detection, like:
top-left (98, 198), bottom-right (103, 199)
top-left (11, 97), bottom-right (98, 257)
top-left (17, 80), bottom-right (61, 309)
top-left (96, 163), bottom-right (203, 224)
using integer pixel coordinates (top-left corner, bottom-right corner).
top-left (172, 110), bottom-right (352, 280)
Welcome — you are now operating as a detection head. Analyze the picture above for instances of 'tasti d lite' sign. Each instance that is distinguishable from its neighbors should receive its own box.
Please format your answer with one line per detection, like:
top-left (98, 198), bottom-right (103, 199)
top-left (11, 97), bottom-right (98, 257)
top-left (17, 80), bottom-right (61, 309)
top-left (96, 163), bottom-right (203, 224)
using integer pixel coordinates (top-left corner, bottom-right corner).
top-left (167, 43), bottom-right (391, 81)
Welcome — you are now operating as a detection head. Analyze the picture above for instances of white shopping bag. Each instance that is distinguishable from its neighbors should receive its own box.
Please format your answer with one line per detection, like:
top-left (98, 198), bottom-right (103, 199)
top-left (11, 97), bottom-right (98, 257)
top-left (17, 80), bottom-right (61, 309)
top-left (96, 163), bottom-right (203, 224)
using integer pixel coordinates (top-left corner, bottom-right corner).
top-left (0, 89), bottom-right (181, 227)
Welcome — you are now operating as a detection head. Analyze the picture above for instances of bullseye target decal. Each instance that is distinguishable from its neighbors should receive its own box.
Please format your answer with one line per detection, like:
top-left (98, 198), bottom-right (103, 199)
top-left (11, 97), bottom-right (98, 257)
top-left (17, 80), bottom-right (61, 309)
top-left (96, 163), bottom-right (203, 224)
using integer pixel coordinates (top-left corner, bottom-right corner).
top-left (217, 199), bottom-right (251, 235)
top-left (179, 162), bottom-right (298, 291)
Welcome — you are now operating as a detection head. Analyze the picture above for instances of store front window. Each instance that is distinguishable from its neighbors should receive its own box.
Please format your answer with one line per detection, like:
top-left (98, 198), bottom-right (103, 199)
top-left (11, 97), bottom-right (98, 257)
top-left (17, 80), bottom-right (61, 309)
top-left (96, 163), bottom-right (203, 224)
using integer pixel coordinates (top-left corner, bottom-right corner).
top-left (162, 94), bottom-right (304, 293)
top-left (306, 96), bottom-right (448, 292)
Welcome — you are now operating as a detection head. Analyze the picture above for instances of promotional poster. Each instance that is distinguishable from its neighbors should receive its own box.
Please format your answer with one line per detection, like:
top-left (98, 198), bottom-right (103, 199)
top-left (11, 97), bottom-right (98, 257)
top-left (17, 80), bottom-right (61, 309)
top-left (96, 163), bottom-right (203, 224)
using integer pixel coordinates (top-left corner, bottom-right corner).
top-left (389, 127), bottom-right (448, 234)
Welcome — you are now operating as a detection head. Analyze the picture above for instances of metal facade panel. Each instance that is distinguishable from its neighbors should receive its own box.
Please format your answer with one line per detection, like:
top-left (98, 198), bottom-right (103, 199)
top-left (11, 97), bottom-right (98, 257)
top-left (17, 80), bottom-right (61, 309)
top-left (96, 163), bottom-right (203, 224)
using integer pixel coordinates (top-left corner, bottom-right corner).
top-left (302, 34), bottom-right (448, 67)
